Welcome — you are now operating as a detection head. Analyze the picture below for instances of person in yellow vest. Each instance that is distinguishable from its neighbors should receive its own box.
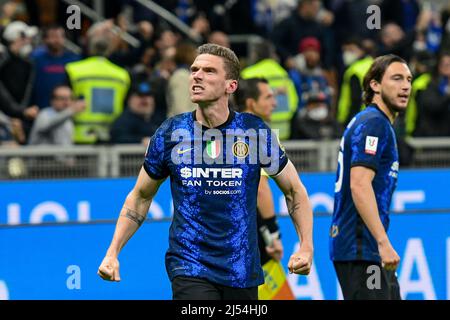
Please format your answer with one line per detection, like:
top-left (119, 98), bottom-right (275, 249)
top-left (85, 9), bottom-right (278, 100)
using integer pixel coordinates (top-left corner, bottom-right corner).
top-left (401, 50), bottom-right (434, 138)
top-left (407, 51), bottom-right (450, 137)
top-left (337, 37), bottom-right (373, 126)
top-left (241, 40), bottom-right (298, 140)
top-left (404, 49), bottom-right (436, 136)
top-left (234, 77), bottom-right (296, 300)
top-left (65, 21), bottom-right (130, 144)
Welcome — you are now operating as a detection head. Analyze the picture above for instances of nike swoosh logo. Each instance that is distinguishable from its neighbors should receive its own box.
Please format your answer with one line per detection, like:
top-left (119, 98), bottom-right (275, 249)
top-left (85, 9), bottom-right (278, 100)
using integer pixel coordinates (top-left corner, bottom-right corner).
top-left (177, 148), bottom-right (193, 154)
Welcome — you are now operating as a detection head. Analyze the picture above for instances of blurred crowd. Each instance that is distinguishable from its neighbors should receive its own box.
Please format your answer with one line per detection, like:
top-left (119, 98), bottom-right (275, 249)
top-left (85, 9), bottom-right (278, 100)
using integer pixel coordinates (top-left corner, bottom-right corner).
top-left (0, 0), bottom-right (450, 157)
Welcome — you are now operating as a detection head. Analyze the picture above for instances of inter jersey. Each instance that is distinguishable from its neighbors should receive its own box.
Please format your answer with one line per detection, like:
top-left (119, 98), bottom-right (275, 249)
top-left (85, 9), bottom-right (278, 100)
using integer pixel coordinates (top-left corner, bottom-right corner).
top-left (330, 104), bottom-right (399, 263)
top-left (144, 109), bottom-right (288, 288)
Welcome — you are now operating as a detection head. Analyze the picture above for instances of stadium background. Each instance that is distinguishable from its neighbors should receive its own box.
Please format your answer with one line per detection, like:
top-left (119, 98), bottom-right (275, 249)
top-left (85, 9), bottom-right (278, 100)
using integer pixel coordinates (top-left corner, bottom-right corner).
top-left (0, 0), bottom-right (449, 300)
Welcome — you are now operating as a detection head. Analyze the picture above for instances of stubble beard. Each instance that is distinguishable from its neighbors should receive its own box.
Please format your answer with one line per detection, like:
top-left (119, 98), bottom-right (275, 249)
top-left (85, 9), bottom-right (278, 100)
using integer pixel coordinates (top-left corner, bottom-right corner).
top-left (381, 91), bottom-right (407, 115)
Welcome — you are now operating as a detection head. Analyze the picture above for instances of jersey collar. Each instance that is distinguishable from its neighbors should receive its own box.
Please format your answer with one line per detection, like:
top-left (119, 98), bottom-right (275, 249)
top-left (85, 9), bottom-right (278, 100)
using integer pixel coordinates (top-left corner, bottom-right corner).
top-left (367, 103), bottom-right (392, 124)
top-left (192, 106), bottom-right (235, 130)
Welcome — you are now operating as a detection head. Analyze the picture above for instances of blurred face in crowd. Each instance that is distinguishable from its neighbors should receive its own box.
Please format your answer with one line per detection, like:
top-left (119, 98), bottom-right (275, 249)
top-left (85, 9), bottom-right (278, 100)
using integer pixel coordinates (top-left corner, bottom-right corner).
top-left (129, 93), bottom-right (155, 117)
top-left (44, 27), bottom-right (65, 54)
top-left (371, 62), bottom-right (412, 113)
top-left (306, 100), bottom-right (329, 121)
top-left (9, 34), bottom-right (33, 57)
top-left (303, 49), bottom-right (321, 68)
top-left (51, 86), bottom-right (73, 111)
top-left (248, 82), bottom-right (276, 122)
top-left (438, 54), bottom-right (450, 78)
top-left (189, 54), bottom-right (237, 106)
top-left (191, 14), bottom-right (210, 36)
top-left (299, 0), bottom-right (321, 20)
top-left (208, 31), bottom-right (230, 48)
top-left (381, 23), bottom-right (405, 48)
top-left (342, 43), bottom-right (364, 66)
top-left (156, 30), bottom-right (178, 51)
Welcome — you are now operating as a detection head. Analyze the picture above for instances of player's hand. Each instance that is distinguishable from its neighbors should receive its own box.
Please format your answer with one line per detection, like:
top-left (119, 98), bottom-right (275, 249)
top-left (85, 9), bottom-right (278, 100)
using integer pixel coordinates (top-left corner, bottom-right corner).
top-left (288, 244), bottom-right (313, 275)
top-left (265, 238), bottom-right (283, 261)
top-left (378, 240), bottom-right (400, 271)
top-left (98, 256), bottom-right (121, 281)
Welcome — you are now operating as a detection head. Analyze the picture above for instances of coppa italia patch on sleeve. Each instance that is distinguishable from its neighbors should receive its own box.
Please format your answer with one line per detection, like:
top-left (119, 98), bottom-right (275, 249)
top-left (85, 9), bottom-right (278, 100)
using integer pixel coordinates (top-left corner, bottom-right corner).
top-left (365, 136), bottom-right (378, 155)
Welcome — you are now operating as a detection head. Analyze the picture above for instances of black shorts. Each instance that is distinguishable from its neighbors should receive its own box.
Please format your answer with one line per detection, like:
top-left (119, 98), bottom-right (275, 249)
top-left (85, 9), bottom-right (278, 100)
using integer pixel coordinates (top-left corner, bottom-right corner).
top-left (171, 276), bottom-right (258, 300)
top-left (333, 261), bottom-right (401, 300)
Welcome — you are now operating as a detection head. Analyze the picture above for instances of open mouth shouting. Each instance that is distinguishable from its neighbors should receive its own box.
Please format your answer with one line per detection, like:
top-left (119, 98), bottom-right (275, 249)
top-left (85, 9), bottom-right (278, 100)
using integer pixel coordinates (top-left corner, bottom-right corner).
top-left (191, 85), bottom-right (204, 94)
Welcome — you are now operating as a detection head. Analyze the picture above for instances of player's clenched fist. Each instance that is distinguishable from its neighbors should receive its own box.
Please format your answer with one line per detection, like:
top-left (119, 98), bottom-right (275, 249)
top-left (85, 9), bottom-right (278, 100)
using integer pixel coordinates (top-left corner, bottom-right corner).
top-left (288, 246), bottom-right (313, 275)
top-left (98, 256), bottom-right (121, 282)
top-left (378, 240), bottom-right (400, 271)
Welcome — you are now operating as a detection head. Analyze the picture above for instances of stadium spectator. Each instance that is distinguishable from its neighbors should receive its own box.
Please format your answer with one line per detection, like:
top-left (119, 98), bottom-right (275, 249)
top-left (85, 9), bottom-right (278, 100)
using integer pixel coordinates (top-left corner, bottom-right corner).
top-left (241, 40), bottom-right (298, 140)
top-left (153, 29), bottom-right (180, 67)
top-left (110, 81), bottom-right (158, 145)
top-left (330, 54), bottom-right (411, 300)
top-left (129, 39), bottom-right (176, 127)
top-left (65, 21), bottom-right (130, 144)
top-left (28, 85), bottom-right (85, 145)
top-left (402, 50), bottom-right (435, 137)
top-left (98, 44), bottom-right (313, 300)
top-left (289, 36), bottom-right (333, 111)
top-left (166, 41), bottom-right (197, 118)
top-left (336, 37), bottom-right (373, 126)
top-left (107, 16), bottom-right (154, 69)
top-left (0, 20), bottom-right (39, 142)
top-left (378, 10), bottom-right (433, 62)
top-left (396, 50), bottom-right (435, 166)
top-left (189, 12), bottom-right (210, 43)
top-left (271, 0), bottom-right (335, 70)
top-left (0, 1), bottom-right (18, 27)
top-left (130, 67), bottom-right (169, 128)
top-left (207, 30), bottom-right (230, 48)
top-left (30, 25), bottom-right (80, 110)
top-left (412, 51), bottom-right (450, 137)
top-left (291, 90), bottom-right (341, 140)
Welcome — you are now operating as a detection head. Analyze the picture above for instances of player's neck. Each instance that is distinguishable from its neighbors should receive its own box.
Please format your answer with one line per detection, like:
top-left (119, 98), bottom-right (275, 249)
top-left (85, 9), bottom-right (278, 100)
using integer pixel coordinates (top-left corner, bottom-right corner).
top-left (371, 98), bottom-right (396, 124)
top-left (196, 100), bottom-right (230, 128)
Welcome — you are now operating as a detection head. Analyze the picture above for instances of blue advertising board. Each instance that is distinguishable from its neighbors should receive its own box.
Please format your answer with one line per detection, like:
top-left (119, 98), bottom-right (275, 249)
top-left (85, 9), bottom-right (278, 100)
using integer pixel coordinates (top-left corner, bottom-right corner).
top-left (0, 213), bottom-right (449, 300)
top-left (0, 169), bottom-right (449, 299)
top-left (0, 169), bottom-right (448, 224)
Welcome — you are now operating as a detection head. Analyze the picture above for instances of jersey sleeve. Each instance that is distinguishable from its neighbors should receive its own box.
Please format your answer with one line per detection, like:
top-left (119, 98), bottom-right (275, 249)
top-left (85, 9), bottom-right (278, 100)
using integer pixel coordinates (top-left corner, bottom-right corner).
top-left (350, 118), bottom-right (389, 172)
top-left (259, 122), bottom-right (288, 176)
top-left (143, 124), bottom-right (170, 180)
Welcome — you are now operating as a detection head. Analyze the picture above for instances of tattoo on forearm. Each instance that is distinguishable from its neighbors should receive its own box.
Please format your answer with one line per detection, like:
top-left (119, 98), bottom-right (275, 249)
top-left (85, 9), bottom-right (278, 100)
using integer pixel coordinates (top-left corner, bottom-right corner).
top-left (288, 202), bottom-right (301, 217)
top-left (121, 207), bottom-right (146, 226)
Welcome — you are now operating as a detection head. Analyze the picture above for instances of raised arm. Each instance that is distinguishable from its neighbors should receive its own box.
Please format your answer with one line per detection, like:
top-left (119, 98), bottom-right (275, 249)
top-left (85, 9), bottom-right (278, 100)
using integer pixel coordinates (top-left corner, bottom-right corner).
top-left (97, 166), bottom-right (165, 281)
top-left (273, 160), bottom-right (313, 275)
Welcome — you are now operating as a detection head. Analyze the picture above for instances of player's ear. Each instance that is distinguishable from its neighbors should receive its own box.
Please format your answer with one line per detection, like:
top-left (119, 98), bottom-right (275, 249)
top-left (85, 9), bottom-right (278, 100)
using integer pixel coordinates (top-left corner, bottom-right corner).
top-left (370, 79), bottom-right (380, 94)
top-left (226, 79), bottom-right (238, 94)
